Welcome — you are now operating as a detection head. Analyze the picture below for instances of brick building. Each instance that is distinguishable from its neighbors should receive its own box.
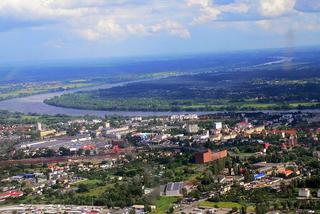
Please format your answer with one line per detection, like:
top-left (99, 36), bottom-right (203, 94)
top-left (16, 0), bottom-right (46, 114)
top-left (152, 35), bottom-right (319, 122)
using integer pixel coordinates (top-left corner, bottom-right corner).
top-left (195, 149), bottom-right (228, 164)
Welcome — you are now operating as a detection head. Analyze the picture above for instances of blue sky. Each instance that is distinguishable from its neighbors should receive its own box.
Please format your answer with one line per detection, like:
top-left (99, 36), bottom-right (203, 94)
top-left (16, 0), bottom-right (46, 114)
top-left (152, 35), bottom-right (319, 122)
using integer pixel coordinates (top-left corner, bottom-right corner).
top-left (0, 0), bottom-right (319, 61)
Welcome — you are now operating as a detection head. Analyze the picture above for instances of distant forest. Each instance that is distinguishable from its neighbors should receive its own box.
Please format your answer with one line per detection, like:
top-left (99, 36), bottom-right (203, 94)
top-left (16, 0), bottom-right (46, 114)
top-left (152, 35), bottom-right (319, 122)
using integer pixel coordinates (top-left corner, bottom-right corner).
top-left (45, 48), bottom-right (320, 111)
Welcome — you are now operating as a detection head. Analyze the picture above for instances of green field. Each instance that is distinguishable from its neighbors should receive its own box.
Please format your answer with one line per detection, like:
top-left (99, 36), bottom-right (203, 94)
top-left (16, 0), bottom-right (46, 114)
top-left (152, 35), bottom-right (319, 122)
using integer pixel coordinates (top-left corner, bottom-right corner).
top-left (198, 201), bottom-right (242, 209)
top-left (150, 197), bottom-right (180, 214)
top-left (77, 185), bottom-right (112, 197)
top-left (198, 201), bottom-right (255, 212)
top-left (0, 81), bottom-right (94, 101)
top-left (72, 179), bottom-right (112, 197)
top-left (72, 179), bottom-right (101, 186)
top-left (44, 69), bottom-right (320, 112)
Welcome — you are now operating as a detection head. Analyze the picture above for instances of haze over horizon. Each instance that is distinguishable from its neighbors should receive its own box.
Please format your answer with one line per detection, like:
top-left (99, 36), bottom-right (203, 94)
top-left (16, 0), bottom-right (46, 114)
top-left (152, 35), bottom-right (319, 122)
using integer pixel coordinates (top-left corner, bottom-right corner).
top-left (1, 0), bottom-right (320, 62)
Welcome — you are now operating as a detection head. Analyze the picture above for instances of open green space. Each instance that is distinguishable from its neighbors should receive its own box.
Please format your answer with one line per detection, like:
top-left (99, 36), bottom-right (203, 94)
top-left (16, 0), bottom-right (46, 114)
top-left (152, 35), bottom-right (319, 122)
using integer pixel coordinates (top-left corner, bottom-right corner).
top-left (45, 68), bottom-right (320, 112)
top-left (150, 197), bottom-right (180, 214)
top-left (198, 201), bottom-right (255, 212)
top-left (71, 179), bottom-right (113, 197)
top-left (0, 81), bottom-right (93, 101)
top-left (198, 201), bottom-right (242, 209)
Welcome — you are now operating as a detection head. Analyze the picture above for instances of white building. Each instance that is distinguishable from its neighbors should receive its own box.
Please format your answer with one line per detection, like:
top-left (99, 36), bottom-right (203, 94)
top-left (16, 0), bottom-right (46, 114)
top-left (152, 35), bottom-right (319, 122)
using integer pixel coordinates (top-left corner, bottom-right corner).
top-left (160, 182), bottom-right (184, 197)
top-left (186, 124), bottom-right (199, 133)
top-left (104, 122), bottom-right (110, 128)
top-left (131, 116), bottom-right (142, 122)
top-left (105, 126), bottom-right (131, 136)
top-left (215, 122), bottom-right (223, 130)
top-left (313, 151), bottom-right (320, 159)
top-left (36, 122), bottom-right (42, 131)
top-left (299, 188), bottom-right (311, 197)
top-left (183, 114), bottom-right (198, 120)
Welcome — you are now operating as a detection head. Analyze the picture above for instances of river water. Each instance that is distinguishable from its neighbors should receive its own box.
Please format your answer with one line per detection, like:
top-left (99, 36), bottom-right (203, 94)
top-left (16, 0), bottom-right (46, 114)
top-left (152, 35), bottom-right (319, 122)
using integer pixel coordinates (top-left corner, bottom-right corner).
top-left (0, 81), bottom-right (211, 117)
top-left (0, 81), bottom-right (318, 117)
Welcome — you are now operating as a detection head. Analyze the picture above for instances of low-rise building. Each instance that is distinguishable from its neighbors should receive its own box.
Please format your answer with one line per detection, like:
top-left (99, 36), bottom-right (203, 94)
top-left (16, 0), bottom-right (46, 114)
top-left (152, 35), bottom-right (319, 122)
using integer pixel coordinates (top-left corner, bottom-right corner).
top-left (195, 149), bottom-right (228, 164)
top-left (186, 124), bottom-right (199, 134)
top-left (160, 182), bottom-right (184, 196)
top-left (299, 188), bottom-right (311, 197)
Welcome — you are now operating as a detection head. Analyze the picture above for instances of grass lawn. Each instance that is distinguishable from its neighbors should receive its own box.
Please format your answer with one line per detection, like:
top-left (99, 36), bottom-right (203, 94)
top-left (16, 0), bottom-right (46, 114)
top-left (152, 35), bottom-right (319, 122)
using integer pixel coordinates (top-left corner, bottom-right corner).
top-left (239, 103), bottom-right (278, 109)
top-left (198, 201), bottom-right (255, 212)
top-left (72, 179), bottom-right (113, 197)
top-left (198, 201), bottom-right (242, 208)
top-left (76, 184), bottom-right (112, 197)
top-left (228, 151), bottom-right (257, 158)
top-left (289, 102), bottom-right (320, 107)
top-left (72, 179), bottom-right (101, 186)
top-left (150, 196), bottom-right (180, 214)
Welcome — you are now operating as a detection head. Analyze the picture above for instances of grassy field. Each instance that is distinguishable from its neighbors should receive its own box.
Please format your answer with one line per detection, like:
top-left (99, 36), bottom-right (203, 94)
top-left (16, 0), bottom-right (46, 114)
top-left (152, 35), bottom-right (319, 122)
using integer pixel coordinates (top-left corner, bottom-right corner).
top-left (198, 201), bottom-right (255, 212)
top-left (0, 81), bottom-right (93, 101)
top-left (198, 201), bottom-right (242, 209)
top-left (77, 184), bottom-right (112, 197)
top-left (150, 197), bottom-right (180, 214)
top-left (228, 151), bottom-right (257, 158)
top-left (71, 179), bottom-right (112, 197)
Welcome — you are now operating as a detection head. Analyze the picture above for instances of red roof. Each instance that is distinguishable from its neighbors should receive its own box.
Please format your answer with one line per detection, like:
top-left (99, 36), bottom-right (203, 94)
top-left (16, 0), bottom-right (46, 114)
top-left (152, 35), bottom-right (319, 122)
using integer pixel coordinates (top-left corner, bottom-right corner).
top-left (81, 144), bottom-right (96, 150)
top-left (279, 169), bottom-right (294, 176)
top-left (268, 129), bottom-right (297, 135)
top-left (0, 191), bottom-right (23, 199)
top-left (86, 211), bottom-right (99, 214)
top-left (237, 122), bottom-right (250, 126)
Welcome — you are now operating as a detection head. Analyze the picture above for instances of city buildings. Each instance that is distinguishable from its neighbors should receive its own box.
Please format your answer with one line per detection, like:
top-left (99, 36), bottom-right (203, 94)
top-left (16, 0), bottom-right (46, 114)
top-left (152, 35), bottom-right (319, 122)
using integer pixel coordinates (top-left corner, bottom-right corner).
top-left (186, 124), bottom-right (199, 134)
top-left (160, 182), bottom-right (184, 197)
top-left (194, 149), bottom-right (228, 164)
top-left (299, 188), bottom-right (311, 198)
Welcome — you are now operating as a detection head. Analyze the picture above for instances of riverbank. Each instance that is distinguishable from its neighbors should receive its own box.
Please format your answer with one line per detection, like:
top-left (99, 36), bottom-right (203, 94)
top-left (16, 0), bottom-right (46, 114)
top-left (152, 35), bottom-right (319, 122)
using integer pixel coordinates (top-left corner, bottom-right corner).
top-left (0, 78), bottom-right (319, 117)
top-left (0, 91), bottom-right (319, 117)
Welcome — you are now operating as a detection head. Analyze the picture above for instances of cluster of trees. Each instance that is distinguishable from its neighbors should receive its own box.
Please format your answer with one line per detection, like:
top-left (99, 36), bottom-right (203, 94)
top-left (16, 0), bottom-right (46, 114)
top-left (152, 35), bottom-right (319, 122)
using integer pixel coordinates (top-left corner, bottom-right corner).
top-left (45, 67), bottom-right (320, 112)
top-left (11, 147), bottom-right (97, 160)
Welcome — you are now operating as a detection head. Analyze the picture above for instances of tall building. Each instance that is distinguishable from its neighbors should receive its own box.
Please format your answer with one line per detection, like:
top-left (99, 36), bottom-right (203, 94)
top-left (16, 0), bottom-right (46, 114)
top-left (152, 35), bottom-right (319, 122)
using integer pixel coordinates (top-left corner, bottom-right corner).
top-left (104, 122), bottom-right (110, 128)
top-left (195, 149), bottom-right (228, 164)
top-left (36, 122), bottom-right (42, 131)
top-left (299, 188), bottom-right (310, 197)
top-left (215, 122), bottom-right (223, 130)
top-left (160, 182), bottom-right (184, 197)
top-left (186, 124), bottom-right (199, 133)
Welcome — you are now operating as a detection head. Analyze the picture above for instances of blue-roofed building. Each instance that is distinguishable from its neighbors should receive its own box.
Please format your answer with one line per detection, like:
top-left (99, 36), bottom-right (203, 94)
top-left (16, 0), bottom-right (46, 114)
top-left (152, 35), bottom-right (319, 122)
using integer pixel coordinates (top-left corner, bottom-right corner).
top-left (254, 173), bottom-right (266, 180)
top-left (22, 174), bottom-right (35, 179)
top-left (160, 182), bottom-right (184, 197)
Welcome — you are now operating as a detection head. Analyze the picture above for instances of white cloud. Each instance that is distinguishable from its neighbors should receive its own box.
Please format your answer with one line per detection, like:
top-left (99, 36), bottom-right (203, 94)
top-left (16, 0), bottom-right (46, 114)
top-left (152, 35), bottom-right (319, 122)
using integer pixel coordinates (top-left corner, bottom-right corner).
top-left (186, 0), bottom-right (221, 24)
top-left (255, 12), bottom-right (320, 35)
top-left (192, 7), bottom-right (221, 24)
top-left (0, 0), bottom-right (318, 42)
top-left (126, 24), bottom-right (148, 35)
top-left (220, 2), bottom-right (250, 14)
top-left (186, 0), bottom-right (210, 8)
top-left (0, 0), bottom-right (92, 21)
top-left (78, 29), bottom-right (102, 41)
top-left (96, 19), bottom-right (124, 36)
top-left (259, 0), bottom-right (296, 17)
top-left (151, 20), bottom-right (190, 38)
top-left (78, 19), bottom-right (190, 41)
top-left (187, 0), bottom-right (251, 25)
top-left (77, 19), bottom-right (125, 41)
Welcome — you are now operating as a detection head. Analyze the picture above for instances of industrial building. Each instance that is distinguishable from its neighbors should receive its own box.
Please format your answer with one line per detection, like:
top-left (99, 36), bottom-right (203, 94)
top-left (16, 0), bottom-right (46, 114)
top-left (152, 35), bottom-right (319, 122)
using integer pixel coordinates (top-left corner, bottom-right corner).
top-left (160, 182), bottom-right (184, 197)
top-left (194, 149), bottom-right (228, 164)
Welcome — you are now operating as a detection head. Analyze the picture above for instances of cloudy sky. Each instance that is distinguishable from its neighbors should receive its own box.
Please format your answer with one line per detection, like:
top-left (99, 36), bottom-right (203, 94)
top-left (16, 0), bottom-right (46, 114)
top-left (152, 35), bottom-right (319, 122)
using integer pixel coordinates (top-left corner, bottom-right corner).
top-left (0, 0), bottom-right (319, 61)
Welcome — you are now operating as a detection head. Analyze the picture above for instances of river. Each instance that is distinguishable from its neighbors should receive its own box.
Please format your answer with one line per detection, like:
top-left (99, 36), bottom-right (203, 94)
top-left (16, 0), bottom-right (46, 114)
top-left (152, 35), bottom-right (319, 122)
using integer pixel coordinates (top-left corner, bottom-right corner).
top-left (0, 81), bottom-right (318, 117)
top-left (0, 81), bottom-right (212, 117)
